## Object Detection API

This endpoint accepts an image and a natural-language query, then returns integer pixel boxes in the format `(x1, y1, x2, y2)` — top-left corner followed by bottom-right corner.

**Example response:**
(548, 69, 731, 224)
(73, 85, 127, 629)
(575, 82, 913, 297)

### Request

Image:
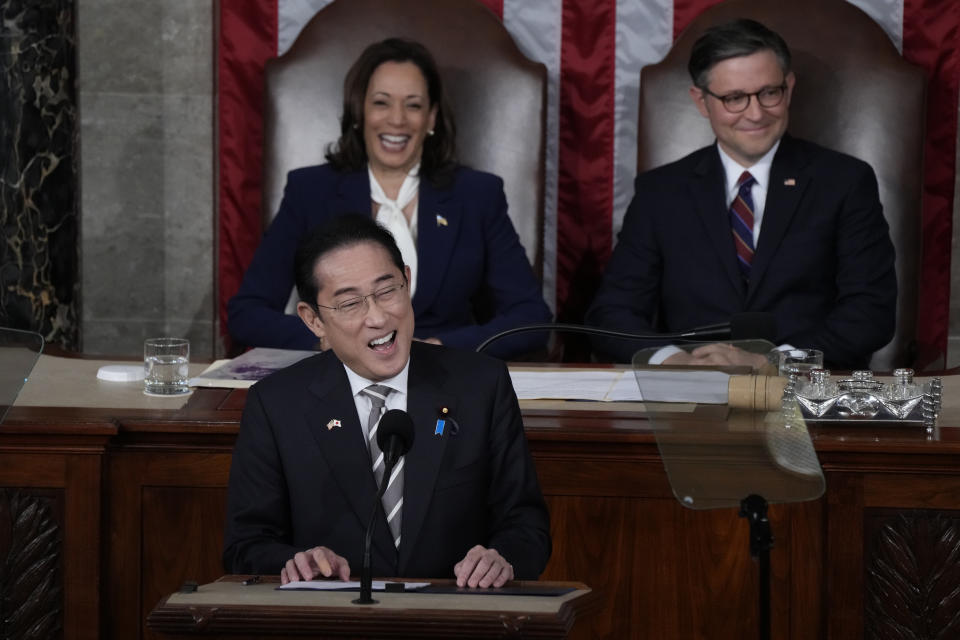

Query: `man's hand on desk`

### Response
(454, 545, 514, 588)
(663, 343, 769, 370)
(281, 546, 351, 584)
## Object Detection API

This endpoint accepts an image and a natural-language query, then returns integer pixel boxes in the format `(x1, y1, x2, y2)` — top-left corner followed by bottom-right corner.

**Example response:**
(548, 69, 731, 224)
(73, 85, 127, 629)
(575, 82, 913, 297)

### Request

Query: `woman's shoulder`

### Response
(284, 164, 366, 200)
(444, 165, 504, 193)
(287, 163, 343, 183)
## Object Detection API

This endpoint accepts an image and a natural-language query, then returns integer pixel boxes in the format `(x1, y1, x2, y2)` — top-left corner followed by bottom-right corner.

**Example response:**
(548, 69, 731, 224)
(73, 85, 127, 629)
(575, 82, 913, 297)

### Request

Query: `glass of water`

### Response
(144, 338, 190, 395)
(778, 348, 824, 379)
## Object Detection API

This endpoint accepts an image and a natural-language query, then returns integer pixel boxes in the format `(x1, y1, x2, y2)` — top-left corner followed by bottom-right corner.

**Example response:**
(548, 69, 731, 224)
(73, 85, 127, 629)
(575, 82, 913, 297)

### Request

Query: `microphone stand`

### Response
(353, 442, 401, 605)
(739, 494, 773, 640)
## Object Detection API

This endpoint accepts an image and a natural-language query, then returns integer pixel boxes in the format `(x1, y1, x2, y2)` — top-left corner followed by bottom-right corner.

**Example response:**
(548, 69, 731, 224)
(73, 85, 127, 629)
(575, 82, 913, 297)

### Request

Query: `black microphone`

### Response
(475, 312, 777, 353)
(377, 409, 415, 467)
(354, 409, 415, 605)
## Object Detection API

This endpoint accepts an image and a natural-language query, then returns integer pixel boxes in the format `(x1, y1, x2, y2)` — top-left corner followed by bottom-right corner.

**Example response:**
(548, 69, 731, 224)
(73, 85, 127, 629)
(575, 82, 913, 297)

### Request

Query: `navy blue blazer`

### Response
(587, 136, 897, 369)
(227, 165, 551, 359)
(222, 341, 551, 579)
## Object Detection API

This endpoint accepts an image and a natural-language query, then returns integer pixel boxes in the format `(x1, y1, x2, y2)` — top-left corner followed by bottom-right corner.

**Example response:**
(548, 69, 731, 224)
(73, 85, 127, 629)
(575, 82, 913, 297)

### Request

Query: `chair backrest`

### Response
(637, 0, 925, 371)
(262, 0, 546, 276)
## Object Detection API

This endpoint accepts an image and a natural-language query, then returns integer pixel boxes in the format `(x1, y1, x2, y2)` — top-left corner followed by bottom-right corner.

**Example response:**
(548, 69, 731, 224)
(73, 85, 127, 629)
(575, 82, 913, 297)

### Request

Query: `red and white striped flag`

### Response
(219, 0, 958, 357)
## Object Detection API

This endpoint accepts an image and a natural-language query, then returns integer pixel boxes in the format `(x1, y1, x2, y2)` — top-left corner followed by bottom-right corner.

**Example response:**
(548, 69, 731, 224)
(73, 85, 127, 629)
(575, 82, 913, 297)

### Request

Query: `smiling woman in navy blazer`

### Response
(228, 38, 550, 359)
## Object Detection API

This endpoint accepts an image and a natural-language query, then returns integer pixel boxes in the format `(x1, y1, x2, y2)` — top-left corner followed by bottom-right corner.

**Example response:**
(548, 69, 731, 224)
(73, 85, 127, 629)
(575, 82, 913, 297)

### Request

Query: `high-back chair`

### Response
(637, 0, 925, 370)
(261, 0, 546, 278)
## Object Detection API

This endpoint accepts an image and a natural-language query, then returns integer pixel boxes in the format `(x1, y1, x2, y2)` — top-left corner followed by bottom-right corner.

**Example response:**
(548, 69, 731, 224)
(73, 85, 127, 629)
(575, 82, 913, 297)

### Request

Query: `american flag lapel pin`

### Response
(326, 418, 342, 431)
(435, 214, 448, 227)
(784, 178, 797, 186)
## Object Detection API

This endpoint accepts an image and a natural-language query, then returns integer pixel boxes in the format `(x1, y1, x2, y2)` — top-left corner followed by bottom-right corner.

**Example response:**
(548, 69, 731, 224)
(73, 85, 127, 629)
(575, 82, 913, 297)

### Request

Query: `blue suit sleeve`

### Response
(227, 173, 320, 350)
(429, 180, 552, 358)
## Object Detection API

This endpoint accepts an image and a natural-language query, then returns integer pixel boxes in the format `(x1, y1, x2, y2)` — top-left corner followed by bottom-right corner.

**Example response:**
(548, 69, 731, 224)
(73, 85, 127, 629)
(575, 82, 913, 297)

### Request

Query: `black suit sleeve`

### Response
(484, 362, 552, 578)
(585, 174, 666, 361)
(788, 163, 896, 368)
(222, 384, 301, 574)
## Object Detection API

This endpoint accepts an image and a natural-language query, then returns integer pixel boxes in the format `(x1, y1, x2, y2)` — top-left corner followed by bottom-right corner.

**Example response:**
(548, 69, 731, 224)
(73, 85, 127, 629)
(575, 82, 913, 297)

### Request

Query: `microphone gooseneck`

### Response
(354, 409, 415, 605)
(475, 313, 777, 354)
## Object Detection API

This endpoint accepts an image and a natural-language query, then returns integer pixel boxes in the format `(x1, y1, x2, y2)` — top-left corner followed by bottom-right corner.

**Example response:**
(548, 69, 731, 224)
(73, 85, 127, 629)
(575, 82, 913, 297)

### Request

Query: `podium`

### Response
(147, 576, 598, 639)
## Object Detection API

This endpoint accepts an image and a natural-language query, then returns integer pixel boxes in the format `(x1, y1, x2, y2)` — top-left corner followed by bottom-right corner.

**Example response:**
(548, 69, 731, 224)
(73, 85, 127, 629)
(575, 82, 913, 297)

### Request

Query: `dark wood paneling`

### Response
(0, 447, 104, 640)
(541, 496, 635, 640)
(0, 488, 64, 640)
(141, 487, 228, 640)
(826, 472, 866, 639)
(864, 509, 960, 640)
(107, 451, 232, 640)
(4, 389, 960, 639)
(787, 497, 824, 640)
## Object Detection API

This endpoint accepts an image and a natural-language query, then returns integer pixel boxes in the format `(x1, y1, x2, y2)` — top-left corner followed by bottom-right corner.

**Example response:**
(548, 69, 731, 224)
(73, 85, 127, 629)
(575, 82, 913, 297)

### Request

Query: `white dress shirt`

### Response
(344, 360, 410, 443)
(648, 140, 785, 365)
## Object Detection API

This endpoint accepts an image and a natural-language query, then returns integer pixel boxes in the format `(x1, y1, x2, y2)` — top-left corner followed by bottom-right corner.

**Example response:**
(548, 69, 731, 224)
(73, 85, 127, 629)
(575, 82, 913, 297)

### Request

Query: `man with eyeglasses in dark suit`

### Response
(223, 214, 550, 589)
(587, 18, 896, 370)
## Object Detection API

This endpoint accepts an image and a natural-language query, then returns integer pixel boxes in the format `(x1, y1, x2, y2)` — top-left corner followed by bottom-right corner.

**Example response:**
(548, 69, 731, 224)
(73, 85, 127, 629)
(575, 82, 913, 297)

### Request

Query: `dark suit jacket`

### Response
(586, 136, 897, 369)
(227, 165, 551, 359)
(222, 342, 551, 580)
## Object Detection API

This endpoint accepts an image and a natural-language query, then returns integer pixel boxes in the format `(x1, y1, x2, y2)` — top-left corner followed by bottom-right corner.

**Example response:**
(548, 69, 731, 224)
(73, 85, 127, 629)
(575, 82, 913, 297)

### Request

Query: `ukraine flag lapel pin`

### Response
(435, 214, 448, 227)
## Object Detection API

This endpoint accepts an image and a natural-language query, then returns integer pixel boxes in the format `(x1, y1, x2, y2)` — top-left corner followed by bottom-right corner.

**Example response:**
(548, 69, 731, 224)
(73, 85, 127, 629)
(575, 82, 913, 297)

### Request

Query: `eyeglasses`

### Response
(316, 282, 407, 318)
(701, 83, 788, 113)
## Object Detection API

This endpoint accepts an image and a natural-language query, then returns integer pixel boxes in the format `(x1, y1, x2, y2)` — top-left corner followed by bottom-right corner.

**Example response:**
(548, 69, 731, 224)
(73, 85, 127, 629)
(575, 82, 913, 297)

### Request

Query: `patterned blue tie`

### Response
(730, 171, 756, 280)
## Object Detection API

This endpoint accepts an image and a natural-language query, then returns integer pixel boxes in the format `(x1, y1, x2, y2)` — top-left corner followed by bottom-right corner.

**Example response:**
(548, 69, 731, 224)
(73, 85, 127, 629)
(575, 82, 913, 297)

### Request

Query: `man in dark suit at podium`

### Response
(223, 214, 550, 588)
(587, 19, 896, 370)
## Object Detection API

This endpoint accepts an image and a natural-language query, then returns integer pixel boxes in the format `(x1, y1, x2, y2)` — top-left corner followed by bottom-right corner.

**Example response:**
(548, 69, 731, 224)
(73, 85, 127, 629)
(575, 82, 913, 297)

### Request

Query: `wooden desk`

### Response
(4, 361, 960, 640)
(147, 576, 598, 639)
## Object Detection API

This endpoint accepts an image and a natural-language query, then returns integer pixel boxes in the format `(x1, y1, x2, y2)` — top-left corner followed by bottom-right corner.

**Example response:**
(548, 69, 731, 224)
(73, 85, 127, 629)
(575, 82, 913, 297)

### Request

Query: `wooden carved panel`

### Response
(0, 488, 64, 639)
(865, 509, 960, 640)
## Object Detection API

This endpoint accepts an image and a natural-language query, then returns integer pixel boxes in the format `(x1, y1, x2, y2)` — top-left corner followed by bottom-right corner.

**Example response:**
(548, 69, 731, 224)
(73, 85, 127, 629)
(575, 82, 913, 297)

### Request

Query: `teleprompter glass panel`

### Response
(631, 341, 824, 510)
(0, 328, 45, 424)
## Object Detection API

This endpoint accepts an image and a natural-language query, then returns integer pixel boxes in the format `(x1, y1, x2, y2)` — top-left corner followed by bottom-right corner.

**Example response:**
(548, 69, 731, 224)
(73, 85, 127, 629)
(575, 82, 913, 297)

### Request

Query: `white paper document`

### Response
(278, 580, 430, 591)
(189, 347, 316, 388)
(631, 369, 729, 404)
(509, 370, 626, 401)
(509, 368, 730, 404)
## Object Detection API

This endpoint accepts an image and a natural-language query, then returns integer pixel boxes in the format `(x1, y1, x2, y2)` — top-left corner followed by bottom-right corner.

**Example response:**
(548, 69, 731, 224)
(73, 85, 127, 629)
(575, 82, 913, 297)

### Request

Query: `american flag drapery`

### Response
(218, 0, 958, 357)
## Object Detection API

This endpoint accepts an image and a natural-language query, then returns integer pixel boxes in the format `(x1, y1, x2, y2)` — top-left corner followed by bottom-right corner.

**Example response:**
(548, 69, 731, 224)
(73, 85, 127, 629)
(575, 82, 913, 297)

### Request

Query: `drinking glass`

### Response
(144, 338, 190, 395)
(778, 348, 824, 378)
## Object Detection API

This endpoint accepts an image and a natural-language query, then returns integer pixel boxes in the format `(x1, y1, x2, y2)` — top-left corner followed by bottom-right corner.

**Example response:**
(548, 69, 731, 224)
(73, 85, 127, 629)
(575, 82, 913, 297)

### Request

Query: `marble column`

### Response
(0, 0, 79, 350)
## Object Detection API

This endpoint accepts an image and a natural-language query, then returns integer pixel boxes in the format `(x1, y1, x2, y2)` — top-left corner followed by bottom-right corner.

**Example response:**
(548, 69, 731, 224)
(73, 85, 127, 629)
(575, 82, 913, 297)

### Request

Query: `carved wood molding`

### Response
(866, 510, 960, 640)
(0, 489, 63, 639)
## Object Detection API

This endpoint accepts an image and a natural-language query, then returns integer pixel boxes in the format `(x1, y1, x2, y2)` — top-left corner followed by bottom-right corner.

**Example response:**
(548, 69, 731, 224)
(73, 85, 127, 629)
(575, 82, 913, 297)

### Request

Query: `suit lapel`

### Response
(691, 148, 746, 298)
(304, 353, 396, 563)
(747, 136, 809, 303)
(412, 180, 458, 315)
(397, 343, 456, 575)
(333, 170, 373, 217)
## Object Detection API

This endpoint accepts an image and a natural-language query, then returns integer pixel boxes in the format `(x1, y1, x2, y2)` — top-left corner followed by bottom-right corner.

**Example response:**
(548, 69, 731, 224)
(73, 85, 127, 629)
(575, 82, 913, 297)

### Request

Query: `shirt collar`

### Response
(717, 139, 781, 195)
(343, 358, 411, 398)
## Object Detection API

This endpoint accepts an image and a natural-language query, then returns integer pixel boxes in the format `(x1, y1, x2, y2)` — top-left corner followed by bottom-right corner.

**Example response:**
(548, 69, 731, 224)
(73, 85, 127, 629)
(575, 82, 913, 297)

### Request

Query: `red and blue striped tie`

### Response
(730, 171, 756, 280)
